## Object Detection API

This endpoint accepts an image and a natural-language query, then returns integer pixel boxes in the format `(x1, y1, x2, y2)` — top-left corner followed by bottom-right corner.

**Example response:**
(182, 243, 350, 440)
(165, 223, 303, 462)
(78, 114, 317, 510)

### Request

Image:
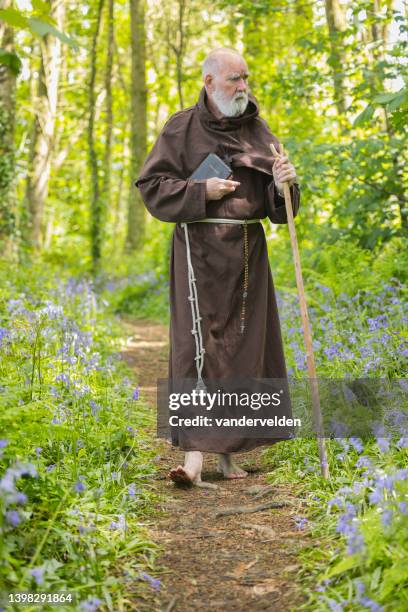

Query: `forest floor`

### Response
(120, 317, 311, 612)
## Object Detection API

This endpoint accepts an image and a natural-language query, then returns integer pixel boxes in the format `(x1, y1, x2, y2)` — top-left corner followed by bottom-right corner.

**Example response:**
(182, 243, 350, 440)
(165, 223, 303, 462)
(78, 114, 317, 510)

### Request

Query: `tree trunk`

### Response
(369, 0, 407, 233)
(88, 0, 105, 271)
(324, 0, 347, 116)
(26, 0, 65, 250)
(126, 0, 147, 250)
(174, 0, 186, 110)
(0, 0, 17, 254)
(102, 0, 114, 209)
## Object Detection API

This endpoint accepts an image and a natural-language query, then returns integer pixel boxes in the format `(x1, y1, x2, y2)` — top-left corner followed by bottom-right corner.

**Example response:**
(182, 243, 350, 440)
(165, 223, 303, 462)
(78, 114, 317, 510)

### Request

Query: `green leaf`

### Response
(0, 48, 22, 76)
(353, 104, 375, 127)
(326, 555, 360, 578)
(28, 17, 79, 49)
(372, 91, 402, 104)
(0, 8, 28, 28)
(370, 567, 382, 591)
(32, 0, 51, 13)
(387, 90, 408, 112)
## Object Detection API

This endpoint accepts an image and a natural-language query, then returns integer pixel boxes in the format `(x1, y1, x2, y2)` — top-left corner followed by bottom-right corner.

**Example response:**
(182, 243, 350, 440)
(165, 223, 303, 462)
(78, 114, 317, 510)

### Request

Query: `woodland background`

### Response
(0, 1, 408, 609)
(0, 0, 407, 284)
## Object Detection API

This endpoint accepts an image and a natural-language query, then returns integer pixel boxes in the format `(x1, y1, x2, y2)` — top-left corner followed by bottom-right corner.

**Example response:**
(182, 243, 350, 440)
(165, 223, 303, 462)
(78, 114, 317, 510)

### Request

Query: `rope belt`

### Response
(180, 218, 262, 391)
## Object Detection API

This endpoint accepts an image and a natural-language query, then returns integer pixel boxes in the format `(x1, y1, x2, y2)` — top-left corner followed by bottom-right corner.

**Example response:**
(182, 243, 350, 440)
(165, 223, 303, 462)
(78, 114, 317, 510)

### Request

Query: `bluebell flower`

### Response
(381, 509, 393, 527)
(376, 438, 390, 453)
(359, 596, 384, 611)
(5, 510, 21, 527)
(128, 483, 136, 498)
(12, 462, 38, 478)
(90, 400, 101, 416)
(349, 437, 363, 453)
(74, 480, 86, 493)
(29, 567, 45, 585)
(347, 531, 365, 555)
(15, 492, 28, 505)
(369, 488, 383, 505)
(394, 468, 408, 481)
(79, 596, 102, 611)
(139, 571, 161, 591)
(293, 516, 308, 530)
(343, 386, 357, 402)
(354, 579, 365, 597)
(328, 496, 344, 510)
(356, 456, 372, 469)
(110, 514, 127, 531)
(323, 598, 345, 612)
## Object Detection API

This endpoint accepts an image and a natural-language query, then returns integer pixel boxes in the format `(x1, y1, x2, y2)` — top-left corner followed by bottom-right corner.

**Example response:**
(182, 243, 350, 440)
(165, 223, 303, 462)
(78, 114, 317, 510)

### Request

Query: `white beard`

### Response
(212, 88, 249, 117)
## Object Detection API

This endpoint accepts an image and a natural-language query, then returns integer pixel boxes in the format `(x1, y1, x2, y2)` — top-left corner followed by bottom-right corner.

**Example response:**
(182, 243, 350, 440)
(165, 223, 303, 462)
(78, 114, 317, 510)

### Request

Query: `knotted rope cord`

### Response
(181, 222, 207, 392)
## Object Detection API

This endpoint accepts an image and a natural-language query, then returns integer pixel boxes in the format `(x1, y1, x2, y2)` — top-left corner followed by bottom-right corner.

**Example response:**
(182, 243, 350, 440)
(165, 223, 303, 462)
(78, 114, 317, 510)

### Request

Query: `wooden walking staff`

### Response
(270, 142, 330, 480)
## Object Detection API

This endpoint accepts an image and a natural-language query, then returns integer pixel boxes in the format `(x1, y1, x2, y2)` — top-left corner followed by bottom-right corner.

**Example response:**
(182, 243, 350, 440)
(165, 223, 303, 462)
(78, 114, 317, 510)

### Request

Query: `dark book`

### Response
(190, 153, 232, 180)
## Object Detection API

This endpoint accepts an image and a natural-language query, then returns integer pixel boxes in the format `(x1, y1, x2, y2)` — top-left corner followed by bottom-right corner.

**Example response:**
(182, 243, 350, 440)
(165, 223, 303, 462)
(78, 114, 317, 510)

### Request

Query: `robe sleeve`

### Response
(135, 113, 208, 223)
(265, 179, 301, 224)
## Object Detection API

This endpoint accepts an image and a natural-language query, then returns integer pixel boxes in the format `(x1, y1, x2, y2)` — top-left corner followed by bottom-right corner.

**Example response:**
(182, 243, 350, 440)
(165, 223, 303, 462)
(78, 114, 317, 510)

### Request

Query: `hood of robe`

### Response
(195, 86, 277, 178)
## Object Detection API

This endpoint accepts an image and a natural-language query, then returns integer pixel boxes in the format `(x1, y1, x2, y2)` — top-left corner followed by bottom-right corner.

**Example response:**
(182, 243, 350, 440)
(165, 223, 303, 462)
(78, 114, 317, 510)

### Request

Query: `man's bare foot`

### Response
(169, 451, 218, 489)
(168, 465, 196, 486)
(217, 453, 248, 479)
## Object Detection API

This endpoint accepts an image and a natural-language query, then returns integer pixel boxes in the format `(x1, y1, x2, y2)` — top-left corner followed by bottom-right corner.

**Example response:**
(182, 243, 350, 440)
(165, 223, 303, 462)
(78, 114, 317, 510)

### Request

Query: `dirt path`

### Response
(120, 317, 309, 611)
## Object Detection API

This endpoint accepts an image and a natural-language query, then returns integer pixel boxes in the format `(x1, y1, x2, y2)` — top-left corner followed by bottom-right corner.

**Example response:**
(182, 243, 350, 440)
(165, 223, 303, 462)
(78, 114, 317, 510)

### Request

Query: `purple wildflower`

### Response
(397, 437, 408, 448)
(347, 531, 365, 555)
(328, 496, 344, 510)
(376, 438, 390, 453)
(29, 567, 45, 585)
(394, 469, 408, 481)
(74, 480, 86, 493)
(79, 597, 102, 611)
(356, 456, 372, 469)
(139, 571, 161, 591)
(293, 516, 308, 530)
(381, 509, 393, 527)
(360, 597, 384, 611)
(369, 487, 383, 505)
(15, 492, 28, 505)
(5, 510, 21, 527)
(128, 483, 136, 498)
(349, 438, 363, 453)
(109, 514, 127, 531)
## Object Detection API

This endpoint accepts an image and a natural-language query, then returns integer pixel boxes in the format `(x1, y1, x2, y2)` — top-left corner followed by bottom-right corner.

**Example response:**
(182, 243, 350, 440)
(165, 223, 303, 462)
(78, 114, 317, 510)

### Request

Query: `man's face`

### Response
(207, 56, 250, 117)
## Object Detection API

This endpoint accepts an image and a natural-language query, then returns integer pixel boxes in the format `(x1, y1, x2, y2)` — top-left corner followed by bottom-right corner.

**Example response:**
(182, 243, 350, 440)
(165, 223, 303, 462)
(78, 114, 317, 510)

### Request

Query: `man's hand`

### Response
(205, 177, 240, 201)
(272, 154, 297, 194)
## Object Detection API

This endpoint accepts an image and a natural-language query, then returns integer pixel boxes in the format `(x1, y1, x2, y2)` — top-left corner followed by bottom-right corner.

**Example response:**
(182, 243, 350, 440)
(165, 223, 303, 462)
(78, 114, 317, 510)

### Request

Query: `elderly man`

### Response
(136, 48, 300, 488)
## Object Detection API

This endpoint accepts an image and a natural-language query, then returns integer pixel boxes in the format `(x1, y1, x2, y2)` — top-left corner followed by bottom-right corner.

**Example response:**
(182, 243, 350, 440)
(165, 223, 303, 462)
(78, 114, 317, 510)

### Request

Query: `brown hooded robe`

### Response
(136, 87, 300, 453)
